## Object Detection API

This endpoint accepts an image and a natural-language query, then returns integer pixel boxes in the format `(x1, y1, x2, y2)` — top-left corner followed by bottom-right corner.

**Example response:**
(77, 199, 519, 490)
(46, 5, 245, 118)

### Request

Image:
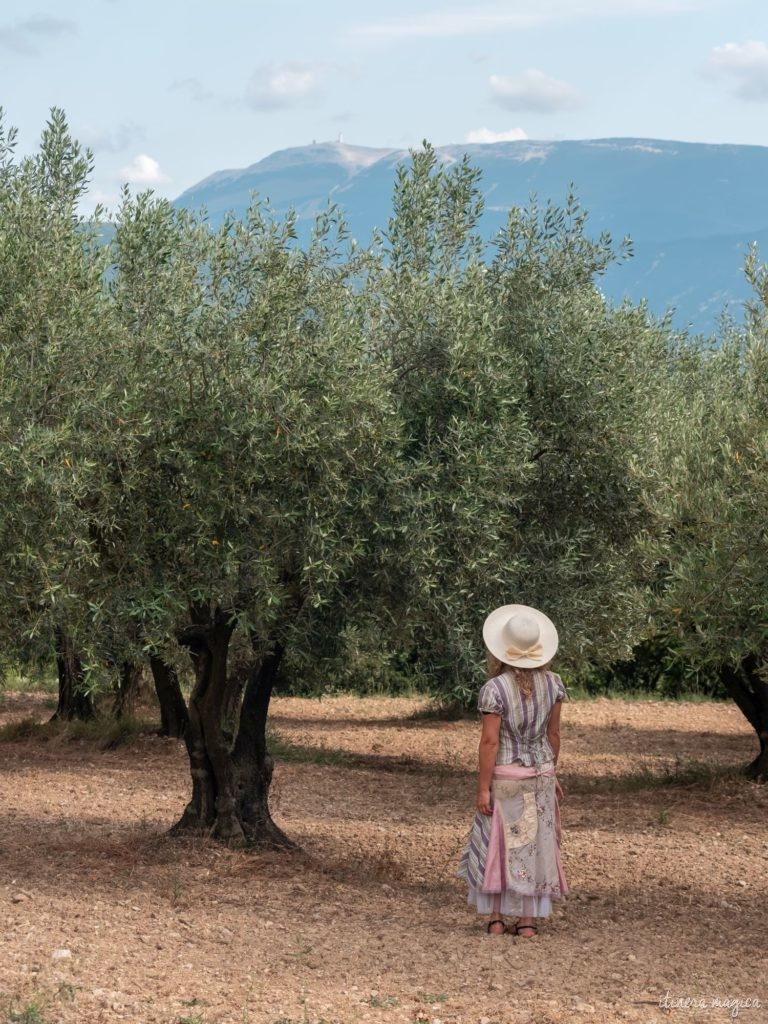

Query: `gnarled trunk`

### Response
(720, 655, 768, 783)
(52, 628, 94, 721)
(113, 661, 142, 719)
(745, 738, 768, 782)
(150, 657, 188, 738)
(232, 640, 290, 847)
(172, 610, 293, 848)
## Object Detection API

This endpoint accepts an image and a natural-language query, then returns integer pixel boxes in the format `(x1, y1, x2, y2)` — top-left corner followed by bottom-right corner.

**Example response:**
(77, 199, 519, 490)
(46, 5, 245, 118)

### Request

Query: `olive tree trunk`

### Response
(721, 655, 768, 783)
(113, 661, 143, 719)
(52, 628, 94, 721)
(172, 610, 293, 848)
(149, 656, 189, 738)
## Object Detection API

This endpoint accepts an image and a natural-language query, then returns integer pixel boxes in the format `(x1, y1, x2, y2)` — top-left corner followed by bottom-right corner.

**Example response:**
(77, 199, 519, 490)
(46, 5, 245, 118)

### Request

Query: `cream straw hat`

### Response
(482, 604, 559, 669)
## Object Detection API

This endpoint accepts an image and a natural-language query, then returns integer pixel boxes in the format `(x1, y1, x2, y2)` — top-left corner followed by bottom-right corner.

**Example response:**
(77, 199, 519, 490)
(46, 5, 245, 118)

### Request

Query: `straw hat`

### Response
(482, 604, 558, 668)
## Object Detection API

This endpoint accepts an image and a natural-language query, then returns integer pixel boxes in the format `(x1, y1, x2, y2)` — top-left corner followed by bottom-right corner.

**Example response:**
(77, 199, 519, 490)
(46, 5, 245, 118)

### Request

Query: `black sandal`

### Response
(487, 918, 508, 934)
(513, 921, 538, 937)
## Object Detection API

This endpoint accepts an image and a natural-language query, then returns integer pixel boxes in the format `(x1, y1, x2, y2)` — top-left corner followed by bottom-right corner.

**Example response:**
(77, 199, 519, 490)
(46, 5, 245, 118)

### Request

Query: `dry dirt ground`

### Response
(0, 691, 766, 1024)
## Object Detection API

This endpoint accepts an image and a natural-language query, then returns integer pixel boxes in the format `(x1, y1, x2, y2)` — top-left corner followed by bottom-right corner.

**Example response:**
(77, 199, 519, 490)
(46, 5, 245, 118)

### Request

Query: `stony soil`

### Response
(0, 691, 766, 1024)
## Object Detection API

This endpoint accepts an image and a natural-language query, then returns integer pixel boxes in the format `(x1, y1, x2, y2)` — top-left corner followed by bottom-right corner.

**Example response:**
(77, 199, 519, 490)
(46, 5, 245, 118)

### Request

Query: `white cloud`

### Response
(0, 15, 76, 54)
(119, 154, 171, 186)
(246, 62, 322, 111)
(490, 70, 584, 113)
(705, 40, 768, 101)
(352, 1, 707, 41)
(78, 121, 144, 153)
(466, 126, 528, 143)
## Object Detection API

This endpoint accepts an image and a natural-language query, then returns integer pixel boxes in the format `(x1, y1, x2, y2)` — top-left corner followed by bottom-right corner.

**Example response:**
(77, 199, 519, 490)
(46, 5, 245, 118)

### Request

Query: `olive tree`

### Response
(0, 109, 111, 717)
(0, 109, 402, 844)
(90, 191, 403, 845)
(659, 250, 768, 780)
(486, 196, 679, 669)
(361, 146, 680, 702)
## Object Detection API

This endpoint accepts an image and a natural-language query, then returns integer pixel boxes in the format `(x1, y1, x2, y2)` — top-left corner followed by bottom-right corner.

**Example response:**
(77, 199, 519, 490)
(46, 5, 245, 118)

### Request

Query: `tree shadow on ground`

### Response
(271, 710, 752, 740)
(0, 725, 759, 812)
(268, 712, 472, 731)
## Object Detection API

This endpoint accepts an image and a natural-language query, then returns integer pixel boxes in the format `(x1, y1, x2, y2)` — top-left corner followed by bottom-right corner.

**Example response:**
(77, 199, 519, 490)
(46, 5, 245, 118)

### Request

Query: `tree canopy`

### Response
(656, 251, 768, 778)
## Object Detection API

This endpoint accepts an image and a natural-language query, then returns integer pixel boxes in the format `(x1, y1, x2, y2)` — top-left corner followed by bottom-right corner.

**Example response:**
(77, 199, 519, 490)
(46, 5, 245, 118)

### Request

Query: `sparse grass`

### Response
(8, 1002, 46, 1024)
(55, 981, 75, 1003)
(1, 669, 58, 694)
(272, 1018, 332, 1024)
(178, 1016, 204, 1024)
(365, 995, 400, 1009)
(272, 1019, 330, 1024)
(0, 717, 46, 742)
(167, 865, 185, 906)
(0, 714, 153, 750)
(657, 806, 671, 826)
(67, 715, 153, 749)
(286, 945, 313, 961)
(416, 991, 447, 1004)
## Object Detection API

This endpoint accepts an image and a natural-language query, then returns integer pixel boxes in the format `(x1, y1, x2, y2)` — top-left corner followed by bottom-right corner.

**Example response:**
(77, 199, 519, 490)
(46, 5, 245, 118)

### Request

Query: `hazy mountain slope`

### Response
(599, 227, 768, 332)
(175, 142, 395, 223)
(175, 138, 768, 334)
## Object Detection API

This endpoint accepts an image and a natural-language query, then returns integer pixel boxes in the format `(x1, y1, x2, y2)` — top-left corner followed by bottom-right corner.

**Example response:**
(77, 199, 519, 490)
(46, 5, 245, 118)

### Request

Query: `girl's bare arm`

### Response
(476, 712, 501, 815)
(547, 701, 564, 801)
(546, 701, 562, 765)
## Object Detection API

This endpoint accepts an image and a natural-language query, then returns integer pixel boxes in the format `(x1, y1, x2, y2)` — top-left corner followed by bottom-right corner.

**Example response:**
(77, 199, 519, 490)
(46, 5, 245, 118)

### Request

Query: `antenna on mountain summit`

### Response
(337, 132, 343, 144)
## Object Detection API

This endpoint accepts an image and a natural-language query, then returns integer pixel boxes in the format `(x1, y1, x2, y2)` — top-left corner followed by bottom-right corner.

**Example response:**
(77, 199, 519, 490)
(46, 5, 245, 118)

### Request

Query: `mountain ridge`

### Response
(174, 137, 768, 334)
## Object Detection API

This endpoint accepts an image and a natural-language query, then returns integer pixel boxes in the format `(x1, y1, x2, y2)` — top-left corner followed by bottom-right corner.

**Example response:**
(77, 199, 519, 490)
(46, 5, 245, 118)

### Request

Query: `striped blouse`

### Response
(478, 669, 569, 767)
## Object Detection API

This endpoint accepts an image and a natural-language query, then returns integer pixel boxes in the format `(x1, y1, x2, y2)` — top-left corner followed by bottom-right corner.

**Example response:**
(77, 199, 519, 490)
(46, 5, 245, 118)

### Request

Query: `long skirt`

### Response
(457, 761, 568, 918)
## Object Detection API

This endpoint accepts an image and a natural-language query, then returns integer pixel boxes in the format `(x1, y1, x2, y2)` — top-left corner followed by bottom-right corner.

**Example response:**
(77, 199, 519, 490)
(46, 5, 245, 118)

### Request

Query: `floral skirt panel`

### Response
(457, 761, 568, 918)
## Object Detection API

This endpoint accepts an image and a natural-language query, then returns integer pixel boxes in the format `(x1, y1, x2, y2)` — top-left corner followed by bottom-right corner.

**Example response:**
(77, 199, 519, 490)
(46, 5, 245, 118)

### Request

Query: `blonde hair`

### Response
(486, 652, 551, 700)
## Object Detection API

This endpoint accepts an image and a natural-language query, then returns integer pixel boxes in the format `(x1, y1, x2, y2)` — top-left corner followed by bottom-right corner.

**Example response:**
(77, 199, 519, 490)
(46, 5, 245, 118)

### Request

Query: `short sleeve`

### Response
(552, 673, 570, 703)
(478, 679, 503, 715)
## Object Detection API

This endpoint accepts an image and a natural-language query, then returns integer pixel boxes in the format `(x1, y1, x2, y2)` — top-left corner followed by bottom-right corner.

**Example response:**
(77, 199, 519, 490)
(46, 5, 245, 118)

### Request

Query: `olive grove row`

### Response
(1, 111, 766, 845)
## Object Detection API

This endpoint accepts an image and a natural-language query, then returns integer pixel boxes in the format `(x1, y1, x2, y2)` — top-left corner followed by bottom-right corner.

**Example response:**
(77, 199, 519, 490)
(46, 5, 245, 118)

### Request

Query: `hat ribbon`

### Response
(506, 642, 544, 661)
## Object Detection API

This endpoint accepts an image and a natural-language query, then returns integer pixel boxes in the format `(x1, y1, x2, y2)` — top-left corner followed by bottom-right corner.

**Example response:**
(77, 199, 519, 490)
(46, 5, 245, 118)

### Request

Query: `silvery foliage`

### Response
(0, 115, 688, 702)
(359, 144, 681, 700)
(660, 247, 768, 671)
(0, 109, 402, 683)
(0, 109, 110, 674)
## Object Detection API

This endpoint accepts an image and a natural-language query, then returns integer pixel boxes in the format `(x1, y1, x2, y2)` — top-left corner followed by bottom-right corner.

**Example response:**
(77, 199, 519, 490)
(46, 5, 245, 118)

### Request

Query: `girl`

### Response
(458, 604, 569, 936)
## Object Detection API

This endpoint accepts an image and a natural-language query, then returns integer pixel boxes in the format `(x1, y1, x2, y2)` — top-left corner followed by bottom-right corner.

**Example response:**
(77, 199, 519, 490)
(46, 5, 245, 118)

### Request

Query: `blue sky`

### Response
(2, 0, 767, 211)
